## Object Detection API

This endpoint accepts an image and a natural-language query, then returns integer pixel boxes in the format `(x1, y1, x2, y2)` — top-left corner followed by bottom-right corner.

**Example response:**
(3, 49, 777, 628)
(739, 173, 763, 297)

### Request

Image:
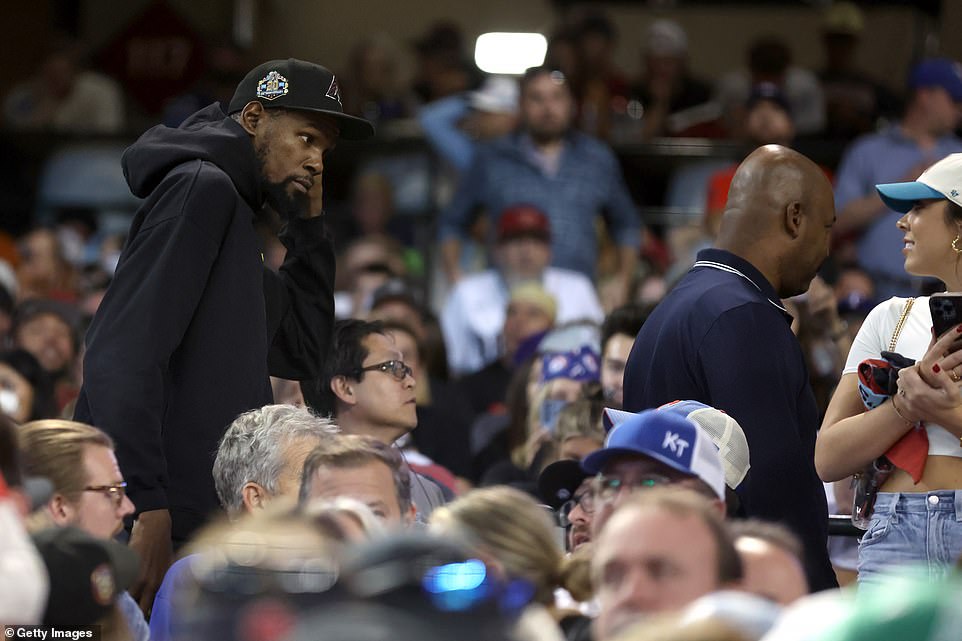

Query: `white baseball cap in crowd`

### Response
(876, 153, 962, 213)
(469, 76, 520, 114)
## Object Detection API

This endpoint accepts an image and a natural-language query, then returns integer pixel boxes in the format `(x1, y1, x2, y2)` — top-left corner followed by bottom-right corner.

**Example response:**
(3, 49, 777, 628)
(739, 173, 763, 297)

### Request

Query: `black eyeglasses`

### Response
(351, 360, 413, 382)
(84, 482, 127, 507)
(559, 490, 596, 527)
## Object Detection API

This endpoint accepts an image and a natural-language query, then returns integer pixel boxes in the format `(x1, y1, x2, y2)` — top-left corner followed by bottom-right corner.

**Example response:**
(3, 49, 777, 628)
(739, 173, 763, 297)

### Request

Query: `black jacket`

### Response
(74, 104, 335, 542)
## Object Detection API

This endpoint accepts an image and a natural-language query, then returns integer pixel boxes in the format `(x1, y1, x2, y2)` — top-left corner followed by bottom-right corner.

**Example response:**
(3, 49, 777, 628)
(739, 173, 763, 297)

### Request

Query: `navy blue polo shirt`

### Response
(623, 248, 837, 592)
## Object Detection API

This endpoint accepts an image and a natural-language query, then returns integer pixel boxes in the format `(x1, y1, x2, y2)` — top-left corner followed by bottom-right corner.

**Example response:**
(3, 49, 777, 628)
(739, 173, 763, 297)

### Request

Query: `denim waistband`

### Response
(875, 490, 962, 517)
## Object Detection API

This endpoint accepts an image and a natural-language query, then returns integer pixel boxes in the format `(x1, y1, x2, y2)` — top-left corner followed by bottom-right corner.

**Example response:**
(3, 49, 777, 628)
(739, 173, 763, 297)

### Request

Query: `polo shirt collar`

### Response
(693, 248, 793, 321)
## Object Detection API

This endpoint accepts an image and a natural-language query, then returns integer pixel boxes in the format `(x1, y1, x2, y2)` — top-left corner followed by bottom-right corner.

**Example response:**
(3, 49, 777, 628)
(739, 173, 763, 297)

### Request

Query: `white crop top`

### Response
(843, 296, 962, 458)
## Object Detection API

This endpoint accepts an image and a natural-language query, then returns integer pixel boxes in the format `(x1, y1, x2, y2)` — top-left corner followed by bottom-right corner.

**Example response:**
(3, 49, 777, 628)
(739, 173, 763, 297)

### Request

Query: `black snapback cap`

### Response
(537, 458, 589, 510)
(33, 526, 140, 626)
(229, 58, 375, 140)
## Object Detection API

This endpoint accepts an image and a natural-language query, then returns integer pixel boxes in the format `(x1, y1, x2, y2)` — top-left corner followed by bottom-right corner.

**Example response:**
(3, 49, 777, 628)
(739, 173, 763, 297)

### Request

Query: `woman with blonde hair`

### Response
(519, 346, 601, 470)
(430, 485, 592, 641)
(817, 154, 962, 582)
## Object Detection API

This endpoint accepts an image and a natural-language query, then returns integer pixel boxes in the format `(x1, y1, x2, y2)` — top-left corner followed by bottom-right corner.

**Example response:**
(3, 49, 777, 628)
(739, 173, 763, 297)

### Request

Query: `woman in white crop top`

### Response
(817, 153, 962, 583)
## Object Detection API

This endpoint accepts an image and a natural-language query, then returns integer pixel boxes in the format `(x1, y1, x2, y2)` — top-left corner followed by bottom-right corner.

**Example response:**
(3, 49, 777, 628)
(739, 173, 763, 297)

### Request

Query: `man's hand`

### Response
(128, 509, 173, 616)
(302, 176, 324, 219)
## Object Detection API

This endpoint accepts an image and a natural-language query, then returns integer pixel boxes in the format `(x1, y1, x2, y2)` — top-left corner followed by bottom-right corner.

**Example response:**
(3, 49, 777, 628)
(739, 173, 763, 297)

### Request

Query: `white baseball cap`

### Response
(469, 76, 519, 114)
(876, 153, 962, 213)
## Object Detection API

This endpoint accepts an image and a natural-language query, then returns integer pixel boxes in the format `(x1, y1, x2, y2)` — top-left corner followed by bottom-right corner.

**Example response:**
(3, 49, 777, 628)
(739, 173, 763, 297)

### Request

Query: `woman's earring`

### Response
(953, 235, 962, 254)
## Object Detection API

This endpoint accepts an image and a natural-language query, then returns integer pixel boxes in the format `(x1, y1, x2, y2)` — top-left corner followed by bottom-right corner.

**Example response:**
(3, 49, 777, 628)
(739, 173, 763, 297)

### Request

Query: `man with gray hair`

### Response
(212, 403, 339, 517)
(149, 404, 337, 639)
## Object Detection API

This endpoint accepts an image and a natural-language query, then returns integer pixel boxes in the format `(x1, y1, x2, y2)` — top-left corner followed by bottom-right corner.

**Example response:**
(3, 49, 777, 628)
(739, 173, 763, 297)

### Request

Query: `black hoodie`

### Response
(74, 104, 335, 542)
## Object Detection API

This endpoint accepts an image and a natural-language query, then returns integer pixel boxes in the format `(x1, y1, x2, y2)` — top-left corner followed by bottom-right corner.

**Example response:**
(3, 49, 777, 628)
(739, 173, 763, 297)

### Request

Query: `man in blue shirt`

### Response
(438, 66, 641, 301)
(623, 144, 838, 592)
(832, 58, 962, 297)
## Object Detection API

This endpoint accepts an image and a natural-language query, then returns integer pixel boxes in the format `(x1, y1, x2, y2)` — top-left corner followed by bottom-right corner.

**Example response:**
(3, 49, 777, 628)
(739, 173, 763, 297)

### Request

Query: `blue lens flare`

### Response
(423, 559, 487, 594)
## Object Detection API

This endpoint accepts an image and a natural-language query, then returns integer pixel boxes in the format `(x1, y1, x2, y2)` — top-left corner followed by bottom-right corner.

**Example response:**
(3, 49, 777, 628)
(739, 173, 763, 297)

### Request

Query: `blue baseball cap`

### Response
(540, 346, 600, 384)
(909, 58, 962, 102)
(876, 153, 962, 213)
(582, 409, 726, 500)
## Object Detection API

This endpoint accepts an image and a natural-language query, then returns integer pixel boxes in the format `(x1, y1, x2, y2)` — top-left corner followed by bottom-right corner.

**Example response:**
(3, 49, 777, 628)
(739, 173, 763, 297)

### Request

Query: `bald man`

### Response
(623, 145, 838, 591)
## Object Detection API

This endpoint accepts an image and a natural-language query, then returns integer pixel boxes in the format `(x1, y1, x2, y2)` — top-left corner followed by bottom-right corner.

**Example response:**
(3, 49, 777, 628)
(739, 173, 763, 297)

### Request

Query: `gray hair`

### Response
(213, 404, 339, 515)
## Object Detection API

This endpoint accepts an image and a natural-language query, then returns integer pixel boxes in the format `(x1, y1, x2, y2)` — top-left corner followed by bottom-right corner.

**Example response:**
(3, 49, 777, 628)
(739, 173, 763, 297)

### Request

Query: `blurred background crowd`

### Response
(2, 0, 962, 639)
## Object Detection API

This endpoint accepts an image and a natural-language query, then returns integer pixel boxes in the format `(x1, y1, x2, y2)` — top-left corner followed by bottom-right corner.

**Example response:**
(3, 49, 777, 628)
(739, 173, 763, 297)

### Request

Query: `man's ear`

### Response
(47, 493, 75, 527)
(404, 502, 417, 526)
(331, 375, 356, 406)
(238, 101, 266, 136)
(784, 201, 803, 239)
(241, 482, 269, 513)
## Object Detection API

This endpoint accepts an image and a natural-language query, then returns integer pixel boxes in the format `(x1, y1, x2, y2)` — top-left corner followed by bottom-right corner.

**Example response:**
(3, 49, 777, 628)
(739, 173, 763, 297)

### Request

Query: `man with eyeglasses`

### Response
(538, 458, 594, 551)
(18, 419, 148, 639)
(302, 319, 446, 519)
(581, 409, 727, 536)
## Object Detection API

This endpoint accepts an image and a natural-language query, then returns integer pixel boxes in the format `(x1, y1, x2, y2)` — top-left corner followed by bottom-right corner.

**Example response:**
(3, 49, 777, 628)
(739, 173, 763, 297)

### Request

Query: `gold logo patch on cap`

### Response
(90, 563, 116, 605)
(257, 70, 289, 101)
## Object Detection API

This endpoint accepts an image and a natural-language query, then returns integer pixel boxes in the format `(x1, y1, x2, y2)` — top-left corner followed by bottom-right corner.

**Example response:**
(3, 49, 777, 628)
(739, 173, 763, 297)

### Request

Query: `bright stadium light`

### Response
(474, 32, 547, 75)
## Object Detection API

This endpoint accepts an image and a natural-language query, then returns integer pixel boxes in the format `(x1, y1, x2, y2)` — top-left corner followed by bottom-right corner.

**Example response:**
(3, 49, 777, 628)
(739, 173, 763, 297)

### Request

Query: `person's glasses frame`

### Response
(559, 490, 596, 528)
(592, 472, 672, 502)
(83, 482, 127, 507)
(351, 360, 413, 382)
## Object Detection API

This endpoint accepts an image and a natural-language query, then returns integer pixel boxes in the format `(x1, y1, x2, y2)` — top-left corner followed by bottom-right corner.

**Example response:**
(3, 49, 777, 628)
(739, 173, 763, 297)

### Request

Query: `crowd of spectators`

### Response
(3, 2, 962, 640)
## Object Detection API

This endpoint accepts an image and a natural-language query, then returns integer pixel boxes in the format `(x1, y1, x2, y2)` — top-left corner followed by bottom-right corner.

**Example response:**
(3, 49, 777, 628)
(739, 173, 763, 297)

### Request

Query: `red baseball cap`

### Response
(497, 205, 551, 242)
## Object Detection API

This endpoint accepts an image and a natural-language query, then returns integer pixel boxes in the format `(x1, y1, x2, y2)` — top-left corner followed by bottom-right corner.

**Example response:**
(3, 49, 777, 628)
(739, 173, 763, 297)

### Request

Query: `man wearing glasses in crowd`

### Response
(302, 319, 446, 520)
(540, 406, 728, 553)
(581, 410, 734, 640)
(18, 419, 147, 640)
(586, 408, 727, 531)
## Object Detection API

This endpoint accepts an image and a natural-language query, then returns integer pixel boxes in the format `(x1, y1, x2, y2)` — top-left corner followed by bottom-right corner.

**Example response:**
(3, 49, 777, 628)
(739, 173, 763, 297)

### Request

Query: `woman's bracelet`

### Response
(890, 393, 916, 425)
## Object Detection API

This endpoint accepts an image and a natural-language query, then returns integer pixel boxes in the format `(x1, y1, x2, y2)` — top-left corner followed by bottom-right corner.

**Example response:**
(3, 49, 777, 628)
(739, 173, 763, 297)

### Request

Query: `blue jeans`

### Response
(857, 491, 962, 584)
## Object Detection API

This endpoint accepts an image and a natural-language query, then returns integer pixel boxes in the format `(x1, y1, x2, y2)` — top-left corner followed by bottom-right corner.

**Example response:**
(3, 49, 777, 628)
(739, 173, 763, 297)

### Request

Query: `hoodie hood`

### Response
(122, 103, 262, 207)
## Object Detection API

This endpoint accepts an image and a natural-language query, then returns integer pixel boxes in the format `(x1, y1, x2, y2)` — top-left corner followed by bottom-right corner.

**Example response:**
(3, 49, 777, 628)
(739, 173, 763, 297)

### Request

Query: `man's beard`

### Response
(261, 178, 307, 220)
(527, 120, 568, 145)
(255, 140, 309, 220)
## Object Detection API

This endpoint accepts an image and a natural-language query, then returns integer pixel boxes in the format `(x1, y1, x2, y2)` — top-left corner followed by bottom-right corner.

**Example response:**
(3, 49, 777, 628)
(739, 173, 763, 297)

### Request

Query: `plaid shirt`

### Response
(438, 130, 641, 278)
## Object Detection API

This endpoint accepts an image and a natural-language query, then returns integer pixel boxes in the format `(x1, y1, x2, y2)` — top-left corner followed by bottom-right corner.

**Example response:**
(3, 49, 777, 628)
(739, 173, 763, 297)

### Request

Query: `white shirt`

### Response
(843, 296, 962, 458)
(441, 268, 604, 375)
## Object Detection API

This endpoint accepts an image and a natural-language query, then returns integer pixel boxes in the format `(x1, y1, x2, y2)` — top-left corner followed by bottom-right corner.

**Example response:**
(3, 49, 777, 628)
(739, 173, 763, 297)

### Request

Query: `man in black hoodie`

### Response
(74, 59, 374, 613)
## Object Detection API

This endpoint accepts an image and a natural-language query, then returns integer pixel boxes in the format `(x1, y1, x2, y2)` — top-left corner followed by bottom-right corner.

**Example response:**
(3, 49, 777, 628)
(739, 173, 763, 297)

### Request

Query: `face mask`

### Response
(539, 398, 568, 433)
(0, 389, 19, 418)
